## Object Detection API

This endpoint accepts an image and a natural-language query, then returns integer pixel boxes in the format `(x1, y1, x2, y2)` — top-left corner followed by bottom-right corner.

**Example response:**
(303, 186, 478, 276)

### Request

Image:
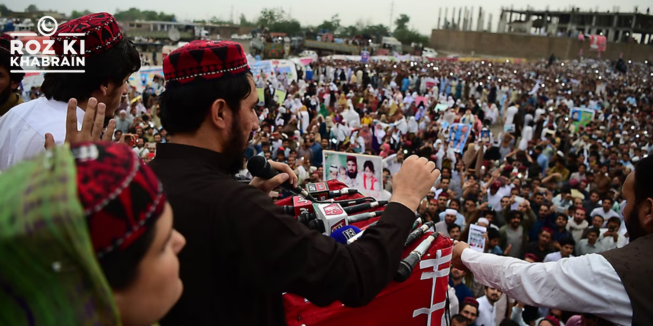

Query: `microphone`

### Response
(346, 211, 383, 223)
(326, 188, 359, 198)
(247, 156, 316, 201)
(342, 200, 388, 214)
(346, 221, 379, 244)
(405, 221, 434, 247)
(281, 196, 315, 217)
(296, 198, 375, 223)
(412, 217, 423, 230)
(330, 225, 361, 244)
(306, 182, 330, 201)
(395, 233, 439, 283)
(307, 204, 383, 235)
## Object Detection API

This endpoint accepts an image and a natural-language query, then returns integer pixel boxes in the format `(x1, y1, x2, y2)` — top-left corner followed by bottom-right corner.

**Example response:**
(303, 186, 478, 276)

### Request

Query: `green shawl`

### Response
(0, 145, 120, 325)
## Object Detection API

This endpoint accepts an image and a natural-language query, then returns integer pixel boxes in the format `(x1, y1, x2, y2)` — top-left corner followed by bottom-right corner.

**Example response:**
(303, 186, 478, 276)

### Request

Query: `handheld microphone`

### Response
(405, 221, 434, 247)
(395, 233, 439, 283)
(342, 200, 388, 214)
(247, 156, 316, 201)
(330, 225, 361, 244)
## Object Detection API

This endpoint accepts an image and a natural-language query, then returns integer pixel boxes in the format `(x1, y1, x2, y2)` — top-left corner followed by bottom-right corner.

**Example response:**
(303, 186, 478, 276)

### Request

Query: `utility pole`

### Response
(389, 1, 394, 29)
(230, 5, 234, 24)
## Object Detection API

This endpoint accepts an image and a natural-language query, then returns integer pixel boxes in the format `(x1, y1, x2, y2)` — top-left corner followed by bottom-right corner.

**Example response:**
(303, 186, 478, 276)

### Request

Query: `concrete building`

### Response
(497, 7, 653, 44)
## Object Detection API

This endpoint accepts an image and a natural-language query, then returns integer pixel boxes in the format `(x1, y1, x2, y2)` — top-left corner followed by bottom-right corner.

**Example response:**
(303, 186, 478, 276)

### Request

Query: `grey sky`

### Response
(5, 0, 652, 35)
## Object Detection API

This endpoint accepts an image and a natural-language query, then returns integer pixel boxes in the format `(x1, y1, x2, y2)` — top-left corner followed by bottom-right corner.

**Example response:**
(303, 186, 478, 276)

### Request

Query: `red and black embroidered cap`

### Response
(51, 12, 123, 58)
(0, 33, 13, 53)
(72, 142, 166, 259)
(163, 40, 250, 89)
(0, 33, 22, 71)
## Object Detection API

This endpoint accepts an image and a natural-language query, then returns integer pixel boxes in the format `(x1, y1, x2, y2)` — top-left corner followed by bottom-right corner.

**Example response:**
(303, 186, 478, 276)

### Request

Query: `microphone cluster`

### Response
(249, 156, 440, 283)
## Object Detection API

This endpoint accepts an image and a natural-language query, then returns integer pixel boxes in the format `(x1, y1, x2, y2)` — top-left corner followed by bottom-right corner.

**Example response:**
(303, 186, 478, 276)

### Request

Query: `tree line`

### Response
(2, 5, 427, 46)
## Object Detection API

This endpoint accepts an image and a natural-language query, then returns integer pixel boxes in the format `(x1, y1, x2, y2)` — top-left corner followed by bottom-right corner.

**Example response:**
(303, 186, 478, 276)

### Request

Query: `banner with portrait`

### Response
(448, 124, 472, 153)
(323, 151, 383, 199)
(570, 108, 595, 127)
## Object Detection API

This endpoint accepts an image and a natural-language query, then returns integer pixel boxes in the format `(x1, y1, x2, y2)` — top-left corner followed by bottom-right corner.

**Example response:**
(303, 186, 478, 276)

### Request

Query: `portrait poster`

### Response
(448, 124, 472, 153)
(570, 108, 594, 127)
(323, 151, 383, 199)
(275, 89, 287, 106)
(435, 103, 449, 112)
(480, 128, 492, 144)
(256, 87, 265, 105)
(467, 224, 487, 253)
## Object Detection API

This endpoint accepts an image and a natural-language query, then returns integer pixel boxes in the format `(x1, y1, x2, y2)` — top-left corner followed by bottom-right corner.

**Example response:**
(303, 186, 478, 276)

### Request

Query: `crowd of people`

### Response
(0, 10, 651, 326)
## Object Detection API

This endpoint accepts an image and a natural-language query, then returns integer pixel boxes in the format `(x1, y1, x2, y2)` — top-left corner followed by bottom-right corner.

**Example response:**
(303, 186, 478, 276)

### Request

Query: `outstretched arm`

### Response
(458, 248, 631, 326)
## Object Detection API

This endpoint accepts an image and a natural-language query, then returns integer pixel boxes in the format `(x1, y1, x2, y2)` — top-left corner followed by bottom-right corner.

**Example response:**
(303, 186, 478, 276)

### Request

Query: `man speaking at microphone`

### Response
(149, 40, 441, 326)
(452, 156, 653, 325)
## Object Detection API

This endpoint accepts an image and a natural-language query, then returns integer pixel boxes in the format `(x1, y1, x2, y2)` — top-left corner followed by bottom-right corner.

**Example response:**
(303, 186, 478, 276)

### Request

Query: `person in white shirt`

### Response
(0, 12, 139, 171)
(451, 157, 653, 326)
(382, 151, 404, 176)
(600, 217, 628, 250)
(590, 197, 620, 221)
(503, 104, 519, 126)
(476, 286, 502, 326)
(543, 237, 575, 262)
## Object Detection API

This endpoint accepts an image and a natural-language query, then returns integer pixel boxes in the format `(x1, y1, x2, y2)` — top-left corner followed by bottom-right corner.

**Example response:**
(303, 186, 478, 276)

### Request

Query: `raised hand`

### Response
(44, 98, 115, 149)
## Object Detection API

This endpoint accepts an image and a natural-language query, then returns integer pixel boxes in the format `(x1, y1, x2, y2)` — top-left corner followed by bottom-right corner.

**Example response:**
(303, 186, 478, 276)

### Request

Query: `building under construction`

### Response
(497, 6, 653, 44)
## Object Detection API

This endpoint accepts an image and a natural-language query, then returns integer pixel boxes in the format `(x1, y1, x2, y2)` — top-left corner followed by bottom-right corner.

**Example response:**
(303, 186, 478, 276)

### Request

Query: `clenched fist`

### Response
(390, 155, 440, 211)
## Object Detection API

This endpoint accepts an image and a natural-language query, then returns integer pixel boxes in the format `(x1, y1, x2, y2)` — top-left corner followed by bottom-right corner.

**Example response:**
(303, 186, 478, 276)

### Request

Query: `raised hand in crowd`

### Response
(390, 155, 440, 211)
(44, 98, 116, 149)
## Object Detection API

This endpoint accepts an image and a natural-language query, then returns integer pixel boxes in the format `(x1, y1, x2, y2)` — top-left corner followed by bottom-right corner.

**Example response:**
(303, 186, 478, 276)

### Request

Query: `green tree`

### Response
(239, 13, 255, 27)
(257, 7, 285, 28)
(316, 14, 340, 33)
(25, 4, 38, 12)
(0, 4, 11, 17)
(71, 10, 91, 19)
(114, 8, 175, 21)
(391, 13, 427, 46)
(394, 14, 410, 31)
(256, 8, 302, 35)
(340, 25, 359, 38)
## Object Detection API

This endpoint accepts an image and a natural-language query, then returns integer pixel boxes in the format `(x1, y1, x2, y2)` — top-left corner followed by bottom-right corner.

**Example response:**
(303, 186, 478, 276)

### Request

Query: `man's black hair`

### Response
(451, 314, 470, 324)
(447, 223, 461, 233)
(586, 227, 600, 237)
(559, 236, 576, 247)
(0, 51, 25, 85)
(487, 227, 500, 240)
(159, 72, 252, 135)
(41, 39, 140, 102)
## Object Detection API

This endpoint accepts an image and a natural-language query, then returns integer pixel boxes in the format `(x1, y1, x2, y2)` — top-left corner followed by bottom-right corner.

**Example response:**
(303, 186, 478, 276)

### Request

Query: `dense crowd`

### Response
(1, 12, 651, 323)
(100, 55, 651, 326)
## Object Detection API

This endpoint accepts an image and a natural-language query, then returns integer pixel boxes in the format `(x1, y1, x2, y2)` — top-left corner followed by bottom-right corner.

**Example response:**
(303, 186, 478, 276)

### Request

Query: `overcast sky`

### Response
(5, 0, 652, 35)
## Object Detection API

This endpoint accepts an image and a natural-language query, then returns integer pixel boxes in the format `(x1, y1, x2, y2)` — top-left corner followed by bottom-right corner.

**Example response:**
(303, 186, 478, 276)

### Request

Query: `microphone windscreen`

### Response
(247, 156, 275, 179)
(330, 225, 361, 245)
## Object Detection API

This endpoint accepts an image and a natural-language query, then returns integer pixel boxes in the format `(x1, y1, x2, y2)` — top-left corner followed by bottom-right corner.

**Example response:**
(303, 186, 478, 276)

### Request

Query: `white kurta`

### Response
(462, 249, 632, 325)
(0, 97, 85, 171)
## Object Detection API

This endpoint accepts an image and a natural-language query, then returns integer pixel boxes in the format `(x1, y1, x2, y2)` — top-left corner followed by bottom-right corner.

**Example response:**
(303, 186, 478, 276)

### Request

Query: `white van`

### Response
(422, 47, 438, 58)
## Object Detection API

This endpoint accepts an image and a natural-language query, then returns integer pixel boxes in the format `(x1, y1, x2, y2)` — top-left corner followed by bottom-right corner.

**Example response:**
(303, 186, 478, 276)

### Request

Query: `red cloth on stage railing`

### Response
(276, 180, 453, 326)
